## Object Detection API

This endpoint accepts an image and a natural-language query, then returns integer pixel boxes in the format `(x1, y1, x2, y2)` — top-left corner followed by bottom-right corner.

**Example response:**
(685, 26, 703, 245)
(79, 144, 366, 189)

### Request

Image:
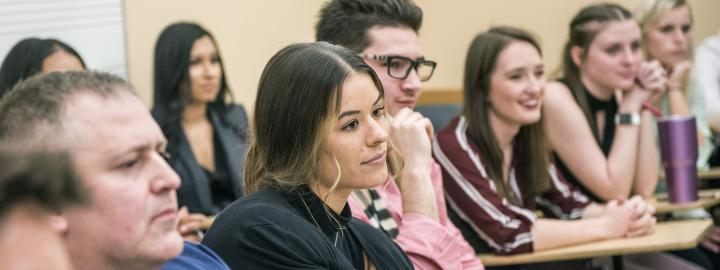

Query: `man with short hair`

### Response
(0, 150, 87, 270)
(316, 1, 483, 269)
(0, 71, 228, 270)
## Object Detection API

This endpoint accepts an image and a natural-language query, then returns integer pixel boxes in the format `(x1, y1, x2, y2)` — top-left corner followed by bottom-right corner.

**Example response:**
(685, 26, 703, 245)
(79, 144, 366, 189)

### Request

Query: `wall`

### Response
(1, 0, 127, 77)
(124, 0, 720, 109)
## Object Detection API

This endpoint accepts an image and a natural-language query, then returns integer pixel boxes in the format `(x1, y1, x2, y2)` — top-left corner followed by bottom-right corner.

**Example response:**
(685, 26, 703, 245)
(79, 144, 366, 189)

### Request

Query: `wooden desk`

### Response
(659, 168, 720, 181)
(699, 168, 720, 180)
(653, 189, 720, 214)
(476, 219, 712, 266)
(417, 89, 462, 105)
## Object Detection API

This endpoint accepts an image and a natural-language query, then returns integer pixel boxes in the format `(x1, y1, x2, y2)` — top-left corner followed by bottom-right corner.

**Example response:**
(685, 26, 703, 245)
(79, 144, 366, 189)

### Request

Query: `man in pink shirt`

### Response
(315, 1, 483, 269)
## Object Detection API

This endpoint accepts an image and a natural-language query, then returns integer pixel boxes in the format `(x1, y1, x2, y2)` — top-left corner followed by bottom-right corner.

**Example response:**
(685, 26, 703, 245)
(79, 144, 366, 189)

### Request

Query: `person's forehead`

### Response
(65, 92, 143, 122)
(595, 21, 641, 43)
(658, 6, 691, 24)
(42, 51, 84, 73)
(495, 41, 542, 71)
(364, 26, 423, 58)
(191, 36, 217, 56)
(340, 73, 379, 105)
(63, 92, 162, 149)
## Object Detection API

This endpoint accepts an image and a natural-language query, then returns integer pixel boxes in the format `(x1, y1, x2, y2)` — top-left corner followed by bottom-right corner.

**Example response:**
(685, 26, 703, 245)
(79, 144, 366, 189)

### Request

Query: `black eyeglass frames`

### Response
(359, 54, 437, 82)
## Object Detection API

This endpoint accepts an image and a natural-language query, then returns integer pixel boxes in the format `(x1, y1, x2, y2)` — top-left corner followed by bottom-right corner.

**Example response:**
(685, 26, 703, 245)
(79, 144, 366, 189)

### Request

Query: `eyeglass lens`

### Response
(387, 57, 434, 81)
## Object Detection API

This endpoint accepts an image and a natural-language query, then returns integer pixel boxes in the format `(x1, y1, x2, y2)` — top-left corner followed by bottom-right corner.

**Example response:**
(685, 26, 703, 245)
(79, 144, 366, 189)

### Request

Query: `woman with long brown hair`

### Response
(434, 27, 654, 265)
(202, 42, 413, 269)
(543, 3, 663, 202)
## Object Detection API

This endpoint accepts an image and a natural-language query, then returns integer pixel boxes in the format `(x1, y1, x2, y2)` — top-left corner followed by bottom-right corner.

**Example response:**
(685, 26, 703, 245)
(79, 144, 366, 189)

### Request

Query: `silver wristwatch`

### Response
(614, 112, 640, 126)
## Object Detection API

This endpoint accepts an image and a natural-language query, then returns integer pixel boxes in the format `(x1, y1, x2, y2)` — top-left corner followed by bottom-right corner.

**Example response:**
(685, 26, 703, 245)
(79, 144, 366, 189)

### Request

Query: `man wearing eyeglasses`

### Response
(316, 1, 483, 269)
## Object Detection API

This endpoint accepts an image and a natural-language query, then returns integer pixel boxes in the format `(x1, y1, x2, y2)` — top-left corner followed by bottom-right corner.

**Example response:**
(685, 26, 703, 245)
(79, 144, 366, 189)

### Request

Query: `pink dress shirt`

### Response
(349, 159, 484, 270)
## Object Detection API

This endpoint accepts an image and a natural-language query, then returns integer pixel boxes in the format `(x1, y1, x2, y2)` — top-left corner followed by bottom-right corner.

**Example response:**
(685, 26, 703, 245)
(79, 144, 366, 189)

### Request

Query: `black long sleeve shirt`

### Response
(203, 185, 414, 270)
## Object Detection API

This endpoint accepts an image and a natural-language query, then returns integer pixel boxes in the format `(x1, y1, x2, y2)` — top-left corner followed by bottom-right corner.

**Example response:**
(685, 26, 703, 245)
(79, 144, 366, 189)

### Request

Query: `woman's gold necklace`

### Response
(299, 194, 345, 246)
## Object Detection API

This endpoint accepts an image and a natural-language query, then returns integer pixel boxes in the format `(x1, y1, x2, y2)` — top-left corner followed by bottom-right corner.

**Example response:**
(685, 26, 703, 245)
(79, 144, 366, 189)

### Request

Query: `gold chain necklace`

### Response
(299, 194, 345, 246)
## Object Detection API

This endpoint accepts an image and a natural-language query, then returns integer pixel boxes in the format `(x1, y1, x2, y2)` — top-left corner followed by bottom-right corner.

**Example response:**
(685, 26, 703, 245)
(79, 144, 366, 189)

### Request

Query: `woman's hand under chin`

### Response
(667, 60, 692, 92)
(622, 60, 668, 110)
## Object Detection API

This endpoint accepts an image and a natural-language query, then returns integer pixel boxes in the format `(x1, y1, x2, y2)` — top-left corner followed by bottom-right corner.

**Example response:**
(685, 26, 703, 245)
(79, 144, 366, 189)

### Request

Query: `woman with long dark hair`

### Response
(152, 22, 247, 241)
(0, 38, 85, 97)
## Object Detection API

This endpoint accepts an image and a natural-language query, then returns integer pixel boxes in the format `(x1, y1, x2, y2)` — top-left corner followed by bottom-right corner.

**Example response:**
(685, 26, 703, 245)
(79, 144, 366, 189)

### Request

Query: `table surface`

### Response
(653, 188, 720, 214)
(699, 168, 720, 180)
(476, 219, 712, 266)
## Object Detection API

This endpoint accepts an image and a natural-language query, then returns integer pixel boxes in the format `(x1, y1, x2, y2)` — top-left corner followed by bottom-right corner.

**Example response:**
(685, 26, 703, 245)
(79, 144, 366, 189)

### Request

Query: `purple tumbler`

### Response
(657, 115, 698, 203)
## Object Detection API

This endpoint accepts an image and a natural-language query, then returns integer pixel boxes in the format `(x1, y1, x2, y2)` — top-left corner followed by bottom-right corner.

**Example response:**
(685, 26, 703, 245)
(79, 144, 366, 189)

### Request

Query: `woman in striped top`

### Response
(433, 27, 655, 260)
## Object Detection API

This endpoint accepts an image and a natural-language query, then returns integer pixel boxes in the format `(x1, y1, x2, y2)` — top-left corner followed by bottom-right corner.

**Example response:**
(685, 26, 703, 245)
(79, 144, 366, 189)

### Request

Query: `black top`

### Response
(201, 131, 235, 210)
(156, 105, 248, 215)
(554, 79, 618, 202)
(202, 185, 414, 270)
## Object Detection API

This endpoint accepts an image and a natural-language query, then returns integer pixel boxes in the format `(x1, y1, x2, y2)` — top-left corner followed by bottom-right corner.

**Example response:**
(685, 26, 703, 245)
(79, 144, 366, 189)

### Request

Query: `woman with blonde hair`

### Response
(637, 0, 715, 169)
(637, 1, 720, 267)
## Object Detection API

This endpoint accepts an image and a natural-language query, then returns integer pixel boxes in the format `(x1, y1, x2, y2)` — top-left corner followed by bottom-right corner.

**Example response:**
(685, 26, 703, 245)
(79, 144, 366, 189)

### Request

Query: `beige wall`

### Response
(124, 0, 720, 109)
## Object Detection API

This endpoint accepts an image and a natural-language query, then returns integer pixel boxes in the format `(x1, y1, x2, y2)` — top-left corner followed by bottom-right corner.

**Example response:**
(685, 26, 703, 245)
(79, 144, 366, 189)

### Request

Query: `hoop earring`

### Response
(329, 153, 341, 192)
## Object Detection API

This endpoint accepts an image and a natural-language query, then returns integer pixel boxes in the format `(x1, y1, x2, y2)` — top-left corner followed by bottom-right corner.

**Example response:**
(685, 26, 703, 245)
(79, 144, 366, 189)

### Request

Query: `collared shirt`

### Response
(348, 160, 484, 269)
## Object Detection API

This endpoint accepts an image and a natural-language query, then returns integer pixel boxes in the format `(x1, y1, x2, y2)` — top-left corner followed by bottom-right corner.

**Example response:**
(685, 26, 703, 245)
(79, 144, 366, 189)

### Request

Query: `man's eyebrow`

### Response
(110, 141, 155, 160)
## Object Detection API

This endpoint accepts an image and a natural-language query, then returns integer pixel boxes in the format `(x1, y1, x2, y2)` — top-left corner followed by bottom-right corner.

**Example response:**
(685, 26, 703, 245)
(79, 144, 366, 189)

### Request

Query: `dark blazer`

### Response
(161, 105, 248, 215)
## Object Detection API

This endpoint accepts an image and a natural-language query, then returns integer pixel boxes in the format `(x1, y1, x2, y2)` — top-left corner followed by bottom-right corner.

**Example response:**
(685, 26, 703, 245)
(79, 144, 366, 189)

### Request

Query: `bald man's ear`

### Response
(49, 215, 68, 236)
(571, 46, 584, 68)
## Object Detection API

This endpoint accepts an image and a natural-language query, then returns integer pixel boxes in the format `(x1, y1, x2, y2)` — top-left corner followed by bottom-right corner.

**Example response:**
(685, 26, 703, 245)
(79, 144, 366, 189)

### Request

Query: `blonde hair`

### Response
(636, 0, 693, 64)
(637, 0, 689, 31)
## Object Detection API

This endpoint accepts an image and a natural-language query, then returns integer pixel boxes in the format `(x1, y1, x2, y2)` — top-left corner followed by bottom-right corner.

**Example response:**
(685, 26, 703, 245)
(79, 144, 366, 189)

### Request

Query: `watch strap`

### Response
(615, 112, 640, 126)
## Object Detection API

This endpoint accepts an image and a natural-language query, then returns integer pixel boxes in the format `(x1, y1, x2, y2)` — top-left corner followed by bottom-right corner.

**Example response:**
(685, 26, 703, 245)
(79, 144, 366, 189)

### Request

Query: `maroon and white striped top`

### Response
(433, 116, 590, 255)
